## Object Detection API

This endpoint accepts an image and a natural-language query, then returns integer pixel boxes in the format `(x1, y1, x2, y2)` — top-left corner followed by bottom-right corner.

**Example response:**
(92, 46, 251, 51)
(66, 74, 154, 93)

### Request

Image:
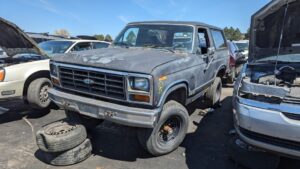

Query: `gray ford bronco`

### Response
(49, 21, 229, 156)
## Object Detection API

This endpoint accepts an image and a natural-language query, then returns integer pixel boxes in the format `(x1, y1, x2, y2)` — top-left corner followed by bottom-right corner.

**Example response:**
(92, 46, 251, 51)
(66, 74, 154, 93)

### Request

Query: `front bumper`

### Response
(234, 97, 300, 158)
(48, 88, 160, 128)
(0, 80, 23, 100)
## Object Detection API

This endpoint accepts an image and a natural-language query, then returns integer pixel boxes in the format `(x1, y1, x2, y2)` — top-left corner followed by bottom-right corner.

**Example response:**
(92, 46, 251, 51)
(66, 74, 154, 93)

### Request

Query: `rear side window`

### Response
(93, 42, 109, 49)
(72, 42, 92, 51)
(211, 30, 226, 49)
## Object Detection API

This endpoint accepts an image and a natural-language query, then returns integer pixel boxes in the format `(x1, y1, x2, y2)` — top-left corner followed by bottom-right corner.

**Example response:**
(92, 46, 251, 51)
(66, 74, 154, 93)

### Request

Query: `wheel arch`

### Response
(23, 70, 51, 98)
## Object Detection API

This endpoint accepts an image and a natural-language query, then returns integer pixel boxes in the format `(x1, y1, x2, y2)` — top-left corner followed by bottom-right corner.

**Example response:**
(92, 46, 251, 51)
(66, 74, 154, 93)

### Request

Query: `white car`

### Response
(38, 39, 111, 56)
(233, 40, 249, 58)
(0, 17, 51, 110)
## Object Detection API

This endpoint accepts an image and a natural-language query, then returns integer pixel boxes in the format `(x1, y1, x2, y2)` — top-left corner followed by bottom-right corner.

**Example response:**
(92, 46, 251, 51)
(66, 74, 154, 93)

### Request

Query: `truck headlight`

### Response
(50, 62, 58, 77)
(0, 69, 5, 81)
(129, 77, 150, 92)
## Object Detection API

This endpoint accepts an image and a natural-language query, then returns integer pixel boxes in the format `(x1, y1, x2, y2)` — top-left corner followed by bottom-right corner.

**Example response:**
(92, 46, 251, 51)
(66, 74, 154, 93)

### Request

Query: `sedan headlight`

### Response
(50, 62, 58, 77)
(129, 77, 150, 92)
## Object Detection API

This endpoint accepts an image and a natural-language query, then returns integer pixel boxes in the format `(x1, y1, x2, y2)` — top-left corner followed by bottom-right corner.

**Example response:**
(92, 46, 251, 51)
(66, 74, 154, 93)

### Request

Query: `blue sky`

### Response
(0, 0, 270, 38)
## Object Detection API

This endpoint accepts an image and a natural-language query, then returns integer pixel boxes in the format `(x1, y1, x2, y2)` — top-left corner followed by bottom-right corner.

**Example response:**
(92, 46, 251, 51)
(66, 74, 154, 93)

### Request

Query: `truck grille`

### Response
(58, 66, 126, 100)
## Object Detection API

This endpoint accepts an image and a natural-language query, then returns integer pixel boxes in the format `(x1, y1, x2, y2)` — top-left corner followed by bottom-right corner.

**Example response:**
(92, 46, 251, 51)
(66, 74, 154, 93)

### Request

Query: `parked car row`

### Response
(2, 0, 299, 167)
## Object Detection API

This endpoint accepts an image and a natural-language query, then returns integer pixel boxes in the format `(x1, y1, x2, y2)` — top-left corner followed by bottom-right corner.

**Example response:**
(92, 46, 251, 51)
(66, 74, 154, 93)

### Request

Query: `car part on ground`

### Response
(137, 101, 189, 156)
(65, 110, 103, 130)
(40, 138, 92, 166)
(228, 136, 280, 169)
(49, 21, 229, 155)
(36, 121, 87, 153)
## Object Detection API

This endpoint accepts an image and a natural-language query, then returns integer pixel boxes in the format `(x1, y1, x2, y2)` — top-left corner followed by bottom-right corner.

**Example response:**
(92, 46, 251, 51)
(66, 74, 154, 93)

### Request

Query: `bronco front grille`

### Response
(58, 66, 126, 100)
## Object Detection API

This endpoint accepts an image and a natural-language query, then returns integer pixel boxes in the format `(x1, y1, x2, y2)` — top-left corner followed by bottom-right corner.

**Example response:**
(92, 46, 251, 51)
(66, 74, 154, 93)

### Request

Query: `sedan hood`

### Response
(0, 17, 45, 62)
(249, 0, 300, 62)
(51, 47, 186, 74)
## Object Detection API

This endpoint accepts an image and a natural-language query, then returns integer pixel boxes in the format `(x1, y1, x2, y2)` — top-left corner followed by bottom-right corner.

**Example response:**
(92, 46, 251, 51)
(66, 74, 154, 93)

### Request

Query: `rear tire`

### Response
(206, 77, 222, 107)
(65, 111, 103, 130)
(137, 101, 189, 156)
(27, 78, 52, 110)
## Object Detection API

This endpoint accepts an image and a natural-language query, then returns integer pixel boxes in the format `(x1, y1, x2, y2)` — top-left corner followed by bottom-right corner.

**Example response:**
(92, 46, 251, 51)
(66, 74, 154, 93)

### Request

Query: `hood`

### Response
(249, 0, 300, 62)
(0, 17, 46, 64)
(51, 47, 186, 74)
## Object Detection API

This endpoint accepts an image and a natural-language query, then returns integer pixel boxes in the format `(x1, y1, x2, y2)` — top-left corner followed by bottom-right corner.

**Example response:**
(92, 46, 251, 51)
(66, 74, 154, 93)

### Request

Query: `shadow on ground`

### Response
(0, 100, 51, 124)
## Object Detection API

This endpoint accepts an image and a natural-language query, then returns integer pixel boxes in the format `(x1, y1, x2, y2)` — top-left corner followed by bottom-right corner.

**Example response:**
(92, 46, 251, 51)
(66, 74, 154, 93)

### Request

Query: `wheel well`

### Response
(23, 71, 50, 97)
(165, 87, 187, 106)
(216, 67, 226, 78)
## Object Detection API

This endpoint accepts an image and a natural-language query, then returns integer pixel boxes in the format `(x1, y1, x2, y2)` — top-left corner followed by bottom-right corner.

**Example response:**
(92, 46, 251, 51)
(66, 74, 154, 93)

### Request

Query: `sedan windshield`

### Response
(235, 42, 249, 51)
(114, 25, 194, 53)
(38, 41, 74, 55)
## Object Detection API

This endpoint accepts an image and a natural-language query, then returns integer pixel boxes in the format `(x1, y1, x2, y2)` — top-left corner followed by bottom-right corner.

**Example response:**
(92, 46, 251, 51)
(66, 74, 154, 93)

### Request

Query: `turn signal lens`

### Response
(130, 94, 150, 102)
(51, 77, 60, 86)
(0, 69, 5, 81)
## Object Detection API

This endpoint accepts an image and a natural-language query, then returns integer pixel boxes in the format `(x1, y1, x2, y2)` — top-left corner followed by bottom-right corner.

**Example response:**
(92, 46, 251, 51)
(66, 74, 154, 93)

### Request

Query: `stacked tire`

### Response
(36, 121, 92, 166)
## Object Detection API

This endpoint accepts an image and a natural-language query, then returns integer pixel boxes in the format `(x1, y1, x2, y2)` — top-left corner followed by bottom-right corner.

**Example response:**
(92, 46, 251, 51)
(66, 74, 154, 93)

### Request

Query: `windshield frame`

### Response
(113, 23, 196, 53)
(38, 40, 75, 55)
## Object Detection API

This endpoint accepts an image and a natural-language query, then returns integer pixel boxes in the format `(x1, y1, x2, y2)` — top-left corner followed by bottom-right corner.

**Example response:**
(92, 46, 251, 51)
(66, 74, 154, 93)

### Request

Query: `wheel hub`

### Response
(158, 116, 181, 143)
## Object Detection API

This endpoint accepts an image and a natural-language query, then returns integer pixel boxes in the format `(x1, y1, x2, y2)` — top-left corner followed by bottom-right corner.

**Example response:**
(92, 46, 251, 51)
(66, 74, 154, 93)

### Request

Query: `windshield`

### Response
(38, 41, 74, 55)
(114, 24, 194, 53)
(235, 42, 248, 51)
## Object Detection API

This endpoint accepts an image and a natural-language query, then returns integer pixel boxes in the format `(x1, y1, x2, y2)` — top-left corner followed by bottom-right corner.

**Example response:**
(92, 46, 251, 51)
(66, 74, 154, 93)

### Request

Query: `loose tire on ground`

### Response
(228, 136, 280, 169)
(27, 78, 52, 110)
(65, 111, 103, 130)
(36, 121, 87, 153)
(137, 100, 189, 156)
(206, 77, 222, 107)
(41, 139, 92, 166)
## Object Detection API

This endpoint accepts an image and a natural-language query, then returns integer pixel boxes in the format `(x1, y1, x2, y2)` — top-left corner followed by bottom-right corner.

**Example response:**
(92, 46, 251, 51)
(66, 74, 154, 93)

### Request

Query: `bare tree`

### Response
(54, 29, 70, 38)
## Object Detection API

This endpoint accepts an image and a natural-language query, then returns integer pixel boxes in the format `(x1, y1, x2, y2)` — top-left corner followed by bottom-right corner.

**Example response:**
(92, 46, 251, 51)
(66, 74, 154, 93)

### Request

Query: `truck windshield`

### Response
(38, 41, 74, 55)
(114, 24, 194, 53)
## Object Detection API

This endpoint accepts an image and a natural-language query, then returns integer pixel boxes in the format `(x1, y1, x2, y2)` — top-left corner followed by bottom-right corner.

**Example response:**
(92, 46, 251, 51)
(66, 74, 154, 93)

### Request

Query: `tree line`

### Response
(223, 27, 250, 41)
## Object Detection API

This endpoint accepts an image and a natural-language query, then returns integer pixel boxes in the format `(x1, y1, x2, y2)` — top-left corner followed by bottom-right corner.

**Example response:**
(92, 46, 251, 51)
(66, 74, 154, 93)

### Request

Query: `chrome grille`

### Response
(58, 66, 126, 100)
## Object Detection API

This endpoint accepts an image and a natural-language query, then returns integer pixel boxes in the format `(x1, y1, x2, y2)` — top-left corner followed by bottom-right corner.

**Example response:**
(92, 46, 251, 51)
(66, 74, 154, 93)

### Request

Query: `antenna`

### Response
(274, 2, 289, 85)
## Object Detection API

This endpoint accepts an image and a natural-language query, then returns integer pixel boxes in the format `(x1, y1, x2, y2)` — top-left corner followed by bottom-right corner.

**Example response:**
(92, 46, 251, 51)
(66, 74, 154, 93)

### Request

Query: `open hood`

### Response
(0, 17, 46, 62)
(249, 0, 300, 62)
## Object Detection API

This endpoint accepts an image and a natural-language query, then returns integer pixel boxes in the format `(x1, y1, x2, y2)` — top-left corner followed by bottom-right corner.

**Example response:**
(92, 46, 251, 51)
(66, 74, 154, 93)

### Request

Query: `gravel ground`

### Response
(0, 87, 300, 169)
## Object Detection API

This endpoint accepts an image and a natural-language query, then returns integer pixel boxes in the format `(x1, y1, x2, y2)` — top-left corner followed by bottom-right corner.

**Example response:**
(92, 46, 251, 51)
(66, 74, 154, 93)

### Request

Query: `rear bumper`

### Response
(48, 88, 160, 128)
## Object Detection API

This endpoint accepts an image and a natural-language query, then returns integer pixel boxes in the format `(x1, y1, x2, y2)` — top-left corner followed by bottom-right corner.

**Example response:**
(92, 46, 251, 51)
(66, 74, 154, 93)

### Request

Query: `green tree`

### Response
(224, 27, 243, 41)
(104, 34, 113, 42)
(244, 28, 250, 40)
(94, 34, 105, 41)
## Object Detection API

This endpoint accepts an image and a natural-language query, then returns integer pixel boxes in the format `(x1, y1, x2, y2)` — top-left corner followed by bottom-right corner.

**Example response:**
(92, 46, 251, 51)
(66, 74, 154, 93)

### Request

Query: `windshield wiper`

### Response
(142, 44, 175, 53)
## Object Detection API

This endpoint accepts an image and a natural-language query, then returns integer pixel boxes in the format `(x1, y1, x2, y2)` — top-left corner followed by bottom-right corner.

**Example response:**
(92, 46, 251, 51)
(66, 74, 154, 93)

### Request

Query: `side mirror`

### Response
(207, 47, 215, 55)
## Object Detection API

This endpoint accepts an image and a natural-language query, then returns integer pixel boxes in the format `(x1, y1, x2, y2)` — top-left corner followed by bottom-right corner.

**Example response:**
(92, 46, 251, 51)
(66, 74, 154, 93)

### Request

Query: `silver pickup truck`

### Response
(49, 21, 229, 156)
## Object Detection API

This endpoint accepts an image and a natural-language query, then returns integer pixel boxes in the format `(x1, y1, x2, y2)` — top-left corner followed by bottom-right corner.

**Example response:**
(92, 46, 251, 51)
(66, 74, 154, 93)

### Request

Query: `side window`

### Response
(119, 28, 139, 46)
(72, 42, 92, 51)
(211, 30, 226, 49)
(198, 28, 210, 54)
(93, 42, 109, 49)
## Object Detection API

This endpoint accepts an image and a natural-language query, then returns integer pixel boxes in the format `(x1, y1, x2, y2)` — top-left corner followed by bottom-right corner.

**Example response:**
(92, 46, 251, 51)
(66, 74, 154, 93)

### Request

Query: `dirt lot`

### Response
(0, 87, 300, 169)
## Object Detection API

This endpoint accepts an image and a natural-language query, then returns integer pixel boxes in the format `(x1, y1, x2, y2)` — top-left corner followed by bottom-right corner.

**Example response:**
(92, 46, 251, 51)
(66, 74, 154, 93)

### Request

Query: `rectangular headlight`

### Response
(129, 77, 150, 92)
(50, 62, 58, 77)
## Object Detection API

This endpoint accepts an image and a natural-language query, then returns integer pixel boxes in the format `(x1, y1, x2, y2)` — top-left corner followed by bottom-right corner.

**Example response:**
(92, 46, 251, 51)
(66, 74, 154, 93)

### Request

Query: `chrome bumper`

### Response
(48, 88, 160, 128)
(233, 97, 300, 158)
